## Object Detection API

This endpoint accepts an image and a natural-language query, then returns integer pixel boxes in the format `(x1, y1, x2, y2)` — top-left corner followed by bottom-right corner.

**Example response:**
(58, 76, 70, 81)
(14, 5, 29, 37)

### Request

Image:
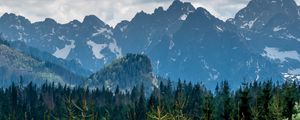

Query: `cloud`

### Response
(0, 0, 299, 27)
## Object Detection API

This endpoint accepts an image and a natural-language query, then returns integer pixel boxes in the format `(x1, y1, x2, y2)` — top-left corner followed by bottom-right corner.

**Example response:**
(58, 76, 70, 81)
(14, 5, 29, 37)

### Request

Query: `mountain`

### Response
(1, 0, 299, 88)
(231, 0, 300, 80)
(0, 13, 121, 72)
(87, 54, 158, 92)
(114, 0, 195, 54)
(151, 7, 281, 88)
(113, 1, 282, 88)
(232, 0, 299, 31)
(9, 40, 92, 77)
(0, 39, 84, 87)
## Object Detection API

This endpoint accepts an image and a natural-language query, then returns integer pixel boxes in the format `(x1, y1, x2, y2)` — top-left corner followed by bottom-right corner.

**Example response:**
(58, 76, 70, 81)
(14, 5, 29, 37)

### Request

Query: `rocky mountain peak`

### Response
(167, 0, 195, 13)
(82, 15, 106, 26)
(0, 13, 31, 24)
(43, 18, 57, 25)
(233, 0, 299, 30)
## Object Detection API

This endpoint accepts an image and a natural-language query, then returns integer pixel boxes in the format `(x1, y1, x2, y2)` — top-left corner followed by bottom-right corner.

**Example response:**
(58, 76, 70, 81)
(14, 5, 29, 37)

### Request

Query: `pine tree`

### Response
(10, 82, 18, 119)
(147, 105, 172, 120)
(238, 84, 251, 120)
(269, 87, 283, 120)
(258, 81, 272, 120)
(137, 85, 147, 120)
(219, 81, 232, 120)
(282, 82, 297, 120)
(202, 91, 213, 120)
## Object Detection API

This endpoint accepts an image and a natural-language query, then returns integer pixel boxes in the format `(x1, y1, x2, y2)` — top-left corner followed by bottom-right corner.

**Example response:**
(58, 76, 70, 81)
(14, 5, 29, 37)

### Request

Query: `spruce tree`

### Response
(202, 91, 213, 120)
(137, 85, 147, 120)
(238, 84, 251, 120)
(220, 81, 232, 120)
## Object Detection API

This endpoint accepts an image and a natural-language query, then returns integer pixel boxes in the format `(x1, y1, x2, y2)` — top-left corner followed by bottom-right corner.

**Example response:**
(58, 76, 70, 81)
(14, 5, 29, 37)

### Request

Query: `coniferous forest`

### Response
(1, 79, 300, 120)
(1, 0, 300, 120)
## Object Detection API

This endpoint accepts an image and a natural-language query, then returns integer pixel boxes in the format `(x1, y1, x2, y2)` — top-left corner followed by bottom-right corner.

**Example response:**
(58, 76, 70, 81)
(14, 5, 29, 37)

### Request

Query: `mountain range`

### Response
(0, 0, 300, 89)
(0, 39, 83, 87)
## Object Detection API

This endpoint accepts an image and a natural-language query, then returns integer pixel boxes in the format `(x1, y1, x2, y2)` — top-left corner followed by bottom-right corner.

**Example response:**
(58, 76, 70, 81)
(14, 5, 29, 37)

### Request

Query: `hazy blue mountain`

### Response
(112, 0, 283, 88)
(0, 40, 84, 87)
(232, 0, 299, 31)
(114, 0, 195, 54)
(148, 7, 281, 88)
(231, 0, 300, 81)
(1, 0, 299, 89)
(0, 14, 121, 72)
(9, 40, 92, 77)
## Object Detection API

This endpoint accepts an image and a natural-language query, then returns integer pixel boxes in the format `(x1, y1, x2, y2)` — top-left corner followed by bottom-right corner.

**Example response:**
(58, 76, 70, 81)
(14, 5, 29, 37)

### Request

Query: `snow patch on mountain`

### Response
(58, 36, 65, 41)
(86, 40, 108, 59)
(238, 15, 244, 18)
(273, 26, 286, 32)
(261, 47, 300, 62)
(271, 1, 277, 3)
(51, 28, 55, 35)
(10, 25, 24, 31)
(180, 14, 188, 21)
(288, 68, 300, 74)
(179, 9, 194, 21)
(285, 34, 300, 42)
(283, 73, 300, 81)
(108, 39, 122, 58)
(201, 59, 210, 70)
(241, 18, 257, 29)
(92, 27, 113, 37)
(209, 68, 219, 81)
(53, 40, 75, 59)
(216, 26, 224, 32)
(18, 32, 23, 40)
(151, 74, 159, 88)
(170, 57, 176, 62)
(120, 25, 128, 32)
(255, 62, 261, 81)
(169, 39, 175, 50)
(155, 60, 160, 72)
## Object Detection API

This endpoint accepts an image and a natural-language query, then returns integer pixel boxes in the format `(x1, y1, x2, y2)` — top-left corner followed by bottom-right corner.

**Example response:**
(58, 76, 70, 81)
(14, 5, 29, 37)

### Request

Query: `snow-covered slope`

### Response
(0, 14, 122, 72)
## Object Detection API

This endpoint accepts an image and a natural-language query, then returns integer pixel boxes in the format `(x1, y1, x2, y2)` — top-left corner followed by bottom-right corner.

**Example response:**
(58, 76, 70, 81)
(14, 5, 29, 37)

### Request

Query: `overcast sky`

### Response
(0, 0, 299, 27)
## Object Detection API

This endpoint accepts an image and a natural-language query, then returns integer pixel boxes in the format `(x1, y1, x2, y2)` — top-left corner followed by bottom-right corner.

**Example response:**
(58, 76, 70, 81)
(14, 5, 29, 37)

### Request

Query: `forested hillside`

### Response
(0, 38, 84, 87)
(0, 80, 299, 120)
(88, 54, 158, 94)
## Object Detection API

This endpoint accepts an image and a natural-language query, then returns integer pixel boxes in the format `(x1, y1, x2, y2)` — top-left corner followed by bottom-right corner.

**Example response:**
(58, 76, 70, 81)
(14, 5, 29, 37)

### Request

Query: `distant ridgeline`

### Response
(0, 36, 85, 87)
(0, 0, 300, 89)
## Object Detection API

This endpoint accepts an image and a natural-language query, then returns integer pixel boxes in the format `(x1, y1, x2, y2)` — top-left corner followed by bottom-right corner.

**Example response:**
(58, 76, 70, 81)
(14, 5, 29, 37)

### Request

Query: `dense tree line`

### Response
(0, 79, 300, 120)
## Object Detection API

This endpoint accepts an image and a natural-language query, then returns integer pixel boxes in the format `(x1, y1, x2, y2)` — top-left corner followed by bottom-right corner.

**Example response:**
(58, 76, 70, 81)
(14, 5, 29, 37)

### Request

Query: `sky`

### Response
(0, 0, 299, 27)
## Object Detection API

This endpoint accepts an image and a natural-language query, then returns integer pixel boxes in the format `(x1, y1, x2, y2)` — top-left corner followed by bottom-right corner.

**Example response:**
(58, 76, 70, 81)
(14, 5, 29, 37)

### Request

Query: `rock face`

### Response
(1, 0, 300, 88)
(88, 54, 158, 92)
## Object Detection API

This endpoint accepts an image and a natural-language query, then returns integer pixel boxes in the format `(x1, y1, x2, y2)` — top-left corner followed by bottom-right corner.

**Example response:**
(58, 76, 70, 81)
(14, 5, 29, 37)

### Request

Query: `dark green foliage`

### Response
(214, 81, 232, 120)
(0, 80, 299, 120)
(202, 91, 213, 120)
(88, 54, 154, 92)
(282, 81, 298, 120)
(137, 85, 147, 120)
(238, 84, 251, 120)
